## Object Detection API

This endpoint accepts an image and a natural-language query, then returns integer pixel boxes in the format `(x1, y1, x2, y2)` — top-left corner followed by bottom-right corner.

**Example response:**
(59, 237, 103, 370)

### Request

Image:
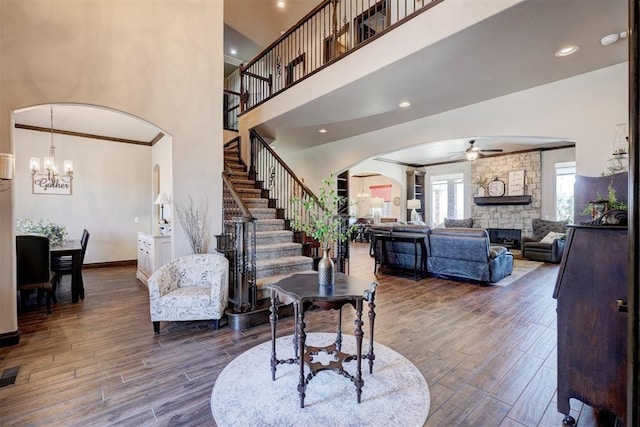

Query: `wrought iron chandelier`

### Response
(30, 106, 73, 185)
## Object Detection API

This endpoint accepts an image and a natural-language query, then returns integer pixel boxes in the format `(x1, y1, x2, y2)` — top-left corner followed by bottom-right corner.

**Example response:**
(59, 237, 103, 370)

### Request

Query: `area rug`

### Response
(493, 258, 544, 287)
(211, 333, 430, 427)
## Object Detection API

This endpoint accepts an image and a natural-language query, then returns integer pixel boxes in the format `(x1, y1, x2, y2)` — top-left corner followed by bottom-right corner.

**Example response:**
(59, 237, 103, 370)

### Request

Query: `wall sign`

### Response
(508, 170, 525, 196)
(32, 177, 72, 195)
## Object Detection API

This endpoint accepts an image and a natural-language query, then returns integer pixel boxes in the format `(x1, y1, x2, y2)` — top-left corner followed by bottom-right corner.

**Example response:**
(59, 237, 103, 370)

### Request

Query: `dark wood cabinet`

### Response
(553, 225, 628, 425)
(406, 170, 425, 221)
(336, 171, 349, 215)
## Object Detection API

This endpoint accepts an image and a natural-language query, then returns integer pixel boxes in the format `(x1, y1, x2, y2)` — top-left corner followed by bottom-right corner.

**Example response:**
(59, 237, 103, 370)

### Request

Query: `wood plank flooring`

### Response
(0, 243, 614, 426)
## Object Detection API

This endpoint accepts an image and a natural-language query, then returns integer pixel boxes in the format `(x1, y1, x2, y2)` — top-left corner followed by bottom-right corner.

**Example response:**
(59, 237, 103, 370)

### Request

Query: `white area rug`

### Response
(211, 333, 430, 427)
(494, 258, 544, 287)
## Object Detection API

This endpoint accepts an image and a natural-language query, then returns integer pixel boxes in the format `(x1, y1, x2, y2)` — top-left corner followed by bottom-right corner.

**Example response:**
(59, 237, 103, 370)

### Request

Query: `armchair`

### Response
(522, 219, 567, 263)
(149, 253, 229, 334)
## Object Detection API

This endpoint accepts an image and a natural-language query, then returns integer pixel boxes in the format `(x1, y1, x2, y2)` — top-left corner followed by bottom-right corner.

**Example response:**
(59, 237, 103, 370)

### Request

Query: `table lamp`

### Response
(407, 199, 421, 222)
(370, 197, 384, 224)
(154, 193, 171, 223)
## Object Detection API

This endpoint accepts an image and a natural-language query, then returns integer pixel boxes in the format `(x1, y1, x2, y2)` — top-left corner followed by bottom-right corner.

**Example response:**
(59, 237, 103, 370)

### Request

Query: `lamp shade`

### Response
(0, 153, 15, 180)
(154, 193, 171, 205)
(370, 197, 384, 208)
(407, 199, 421, 210)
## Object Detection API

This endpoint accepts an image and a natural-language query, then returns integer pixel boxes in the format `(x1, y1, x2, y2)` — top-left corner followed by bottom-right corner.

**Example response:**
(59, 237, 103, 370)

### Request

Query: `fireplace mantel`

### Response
(474, 195, 532, 206)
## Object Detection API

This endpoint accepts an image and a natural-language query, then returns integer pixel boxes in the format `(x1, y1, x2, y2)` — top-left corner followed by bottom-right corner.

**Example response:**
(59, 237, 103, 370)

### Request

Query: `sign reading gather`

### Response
(32, 177, 72, 195)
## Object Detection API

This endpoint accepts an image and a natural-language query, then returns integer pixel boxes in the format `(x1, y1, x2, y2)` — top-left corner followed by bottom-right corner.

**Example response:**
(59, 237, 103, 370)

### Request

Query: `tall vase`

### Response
(317, 246, 335, 287)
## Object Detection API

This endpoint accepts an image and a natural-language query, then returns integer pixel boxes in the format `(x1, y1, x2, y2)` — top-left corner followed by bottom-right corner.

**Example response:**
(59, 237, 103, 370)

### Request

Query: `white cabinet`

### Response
(136, 232, 172, 286)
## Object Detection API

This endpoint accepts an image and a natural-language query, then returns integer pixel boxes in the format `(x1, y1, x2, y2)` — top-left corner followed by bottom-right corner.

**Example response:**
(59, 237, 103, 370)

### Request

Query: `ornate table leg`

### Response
(367, 292, 376, 374)
(354, 299, 364, 403)
(336, 307, 342, 352)
(297, 302, 307, 408)
(269, 289, 278, 381)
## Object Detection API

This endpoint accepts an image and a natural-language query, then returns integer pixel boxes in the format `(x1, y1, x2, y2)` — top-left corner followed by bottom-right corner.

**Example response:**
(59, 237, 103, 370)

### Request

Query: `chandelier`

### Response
(30, 107, 73, 185)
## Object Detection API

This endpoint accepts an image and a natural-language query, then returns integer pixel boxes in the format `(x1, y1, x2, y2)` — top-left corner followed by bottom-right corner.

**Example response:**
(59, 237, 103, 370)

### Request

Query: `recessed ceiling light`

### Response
(277, 1, 285, 8)
(399, 101, 411, 108)
(230, 48, 237, 55)
(318, 128, 327, 134)
(555, 45, 579, 57)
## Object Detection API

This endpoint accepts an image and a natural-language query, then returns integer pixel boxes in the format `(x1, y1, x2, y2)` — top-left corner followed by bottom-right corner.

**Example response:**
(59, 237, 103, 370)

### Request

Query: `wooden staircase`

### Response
(223, 145, 314, 309)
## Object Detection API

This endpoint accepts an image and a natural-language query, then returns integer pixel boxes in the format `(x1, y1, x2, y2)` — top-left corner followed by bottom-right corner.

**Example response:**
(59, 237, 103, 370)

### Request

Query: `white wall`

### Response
(0, 0, 223, 338)
(14, 127, 151, 263)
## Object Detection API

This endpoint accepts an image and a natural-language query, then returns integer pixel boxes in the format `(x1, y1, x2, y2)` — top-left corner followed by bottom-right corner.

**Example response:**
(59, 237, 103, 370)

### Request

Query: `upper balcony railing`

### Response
(239, 0, 443, 112)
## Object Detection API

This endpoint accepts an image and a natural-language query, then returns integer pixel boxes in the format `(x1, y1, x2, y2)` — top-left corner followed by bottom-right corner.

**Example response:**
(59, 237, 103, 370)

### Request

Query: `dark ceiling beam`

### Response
(14, 123, 162, 146)
(374, 143, 576, 168)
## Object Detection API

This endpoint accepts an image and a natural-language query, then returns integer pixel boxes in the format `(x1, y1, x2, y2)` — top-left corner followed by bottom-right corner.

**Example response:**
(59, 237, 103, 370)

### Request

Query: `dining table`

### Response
(50, 239, 84, 303)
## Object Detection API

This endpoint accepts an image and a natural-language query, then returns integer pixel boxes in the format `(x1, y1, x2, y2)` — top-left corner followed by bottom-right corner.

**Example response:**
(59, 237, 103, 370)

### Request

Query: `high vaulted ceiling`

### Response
(13, 0, 629, 166)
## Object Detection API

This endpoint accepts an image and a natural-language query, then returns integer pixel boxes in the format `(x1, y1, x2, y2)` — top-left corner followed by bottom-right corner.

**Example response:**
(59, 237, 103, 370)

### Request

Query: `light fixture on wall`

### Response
(0, 153, 15, 192)
(30, 106, 74, 186)
(407, 198, 421, 222)
(606, 122, 629, 174)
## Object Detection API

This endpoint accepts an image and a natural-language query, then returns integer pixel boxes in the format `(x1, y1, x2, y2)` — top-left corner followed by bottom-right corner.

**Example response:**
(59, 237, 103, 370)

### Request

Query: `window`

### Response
(370, 184, 392, 217)
(430, 173, 464, 227)
(556, 162, 576, 221)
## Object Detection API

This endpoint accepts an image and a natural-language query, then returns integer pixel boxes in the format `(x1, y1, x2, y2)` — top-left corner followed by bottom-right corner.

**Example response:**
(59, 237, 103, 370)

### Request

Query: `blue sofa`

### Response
(427, 228, 513, 283)
(369, 224, 514, 284)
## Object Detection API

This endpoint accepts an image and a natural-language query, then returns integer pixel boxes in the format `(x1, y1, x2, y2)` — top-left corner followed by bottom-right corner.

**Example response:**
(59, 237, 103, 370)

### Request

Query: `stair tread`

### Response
(255, 242, 302, 251)
(256, 270, 316, 287)
(256, 256, 312, 268)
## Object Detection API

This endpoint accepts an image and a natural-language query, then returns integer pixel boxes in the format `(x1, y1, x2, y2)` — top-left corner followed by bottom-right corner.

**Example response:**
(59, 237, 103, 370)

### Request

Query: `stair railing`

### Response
(239, 0, 444, 112)
(220, 172, 257, 313)
(223, 89, 241, 131)
(249, 129, 349, 270)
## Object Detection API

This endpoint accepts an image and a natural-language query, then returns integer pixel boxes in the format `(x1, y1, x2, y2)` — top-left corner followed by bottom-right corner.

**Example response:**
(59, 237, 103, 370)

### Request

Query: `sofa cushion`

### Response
(444, 218, 473, 228)
(540, 231, 563, 244)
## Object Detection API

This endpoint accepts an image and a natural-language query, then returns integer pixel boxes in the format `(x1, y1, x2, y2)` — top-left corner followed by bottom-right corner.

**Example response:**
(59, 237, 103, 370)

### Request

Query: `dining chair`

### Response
(16, 235, 53, 314)
(51, 229, 89, 302)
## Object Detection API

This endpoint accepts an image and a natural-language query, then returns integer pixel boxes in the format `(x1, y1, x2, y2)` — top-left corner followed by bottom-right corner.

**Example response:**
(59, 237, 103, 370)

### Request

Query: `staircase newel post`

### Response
(249, 130, 257, 182)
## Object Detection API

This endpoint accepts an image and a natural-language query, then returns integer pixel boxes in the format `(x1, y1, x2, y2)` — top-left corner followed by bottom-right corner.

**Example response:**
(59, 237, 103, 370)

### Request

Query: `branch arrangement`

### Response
(175, 196, 210, 254)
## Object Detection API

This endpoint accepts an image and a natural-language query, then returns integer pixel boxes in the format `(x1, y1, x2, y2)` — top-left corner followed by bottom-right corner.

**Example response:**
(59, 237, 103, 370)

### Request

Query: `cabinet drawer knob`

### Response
(617, 299, 628, 313)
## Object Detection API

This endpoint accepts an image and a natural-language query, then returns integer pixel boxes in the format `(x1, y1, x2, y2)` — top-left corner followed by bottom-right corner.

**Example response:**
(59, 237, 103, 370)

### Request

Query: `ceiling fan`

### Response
(462, 139, 503, 161)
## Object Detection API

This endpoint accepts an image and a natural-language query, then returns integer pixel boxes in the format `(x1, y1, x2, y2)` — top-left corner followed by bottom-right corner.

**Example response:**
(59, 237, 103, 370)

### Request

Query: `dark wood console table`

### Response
(372, 232, 427, 281)
(267, 272, 377, 408)
(553, 225, 627, 425)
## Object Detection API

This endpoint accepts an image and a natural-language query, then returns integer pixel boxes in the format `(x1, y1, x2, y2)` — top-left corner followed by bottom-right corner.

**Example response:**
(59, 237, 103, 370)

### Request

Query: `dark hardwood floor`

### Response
(0, 243, 612, 426)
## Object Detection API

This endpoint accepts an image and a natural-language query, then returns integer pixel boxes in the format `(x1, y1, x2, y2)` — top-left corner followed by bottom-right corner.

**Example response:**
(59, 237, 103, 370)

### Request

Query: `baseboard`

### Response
(84, 260, 137, 269)
(0, 330, 20, 348)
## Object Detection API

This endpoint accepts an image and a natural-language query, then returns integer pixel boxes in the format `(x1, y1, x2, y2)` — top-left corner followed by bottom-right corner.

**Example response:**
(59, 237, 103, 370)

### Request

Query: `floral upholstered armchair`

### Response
(148, 253, 229, 334)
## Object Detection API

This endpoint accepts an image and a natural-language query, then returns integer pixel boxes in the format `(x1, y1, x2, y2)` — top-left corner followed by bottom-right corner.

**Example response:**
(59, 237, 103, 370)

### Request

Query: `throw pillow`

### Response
(540, 231, 561, 244)
(444, 218, 473, 228)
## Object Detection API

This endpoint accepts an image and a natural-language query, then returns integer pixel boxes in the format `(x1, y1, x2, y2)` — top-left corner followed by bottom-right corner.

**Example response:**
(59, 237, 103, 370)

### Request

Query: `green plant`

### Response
(290, 176, 355, 249)
(581, 181, 627, 216)
(16, 218, 68, 245)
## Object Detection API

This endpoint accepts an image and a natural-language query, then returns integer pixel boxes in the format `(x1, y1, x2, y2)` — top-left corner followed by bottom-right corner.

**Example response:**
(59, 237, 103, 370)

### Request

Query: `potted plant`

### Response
(291, 175, 355, 286)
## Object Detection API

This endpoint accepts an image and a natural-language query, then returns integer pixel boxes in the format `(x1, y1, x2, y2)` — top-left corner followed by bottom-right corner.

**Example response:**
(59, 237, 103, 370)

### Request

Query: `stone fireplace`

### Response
(471, 151, 542, 237)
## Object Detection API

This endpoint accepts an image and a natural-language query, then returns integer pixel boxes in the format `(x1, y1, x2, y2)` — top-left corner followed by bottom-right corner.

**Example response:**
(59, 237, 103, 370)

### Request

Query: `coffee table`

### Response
(267, 272, 377, 408)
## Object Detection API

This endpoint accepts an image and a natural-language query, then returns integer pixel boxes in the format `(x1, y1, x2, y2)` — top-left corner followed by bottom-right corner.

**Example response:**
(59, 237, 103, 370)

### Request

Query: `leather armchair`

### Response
(522, 219, 567, 263)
